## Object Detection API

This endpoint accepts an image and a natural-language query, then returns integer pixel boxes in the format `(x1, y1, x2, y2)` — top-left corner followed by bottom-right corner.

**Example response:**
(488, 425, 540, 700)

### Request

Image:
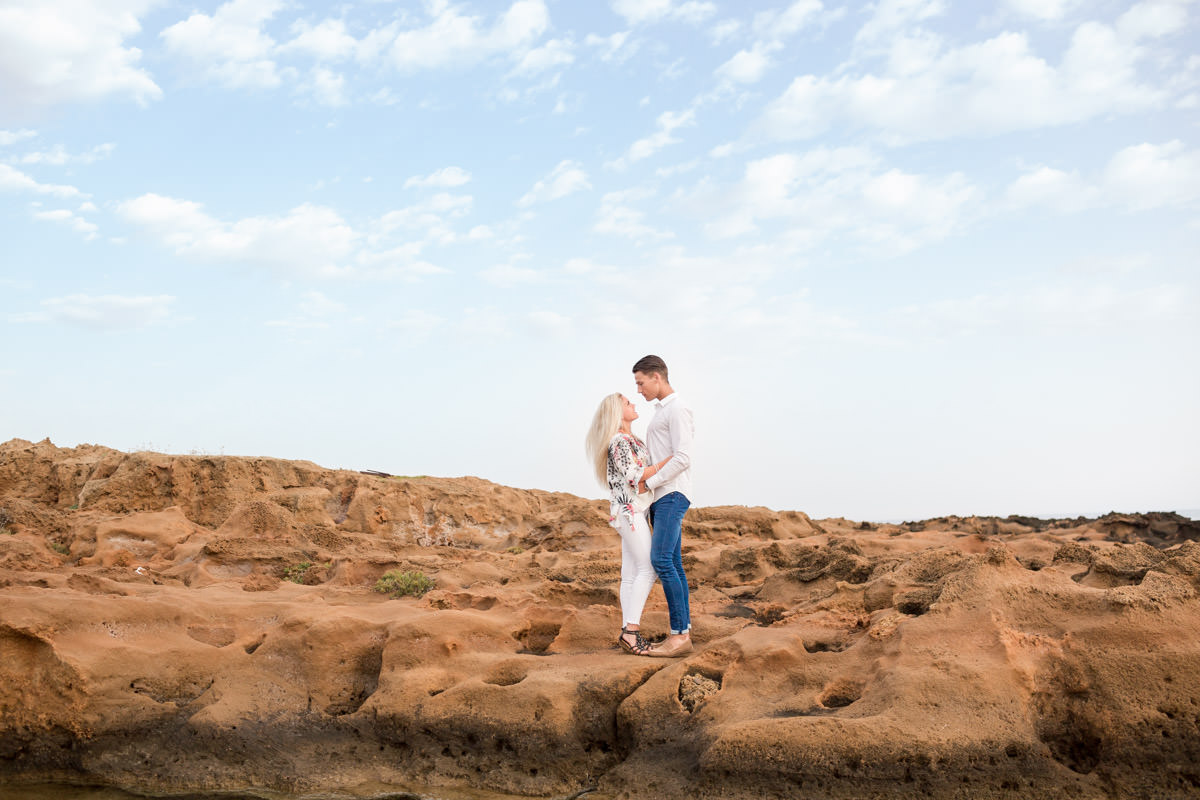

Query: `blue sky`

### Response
(2, 0, 1198, 521)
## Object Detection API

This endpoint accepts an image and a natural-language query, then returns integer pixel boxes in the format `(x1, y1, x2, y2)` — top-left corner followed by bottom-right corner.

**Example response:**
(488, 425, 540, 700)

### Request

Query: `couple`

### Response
(586, 355, 694, 658)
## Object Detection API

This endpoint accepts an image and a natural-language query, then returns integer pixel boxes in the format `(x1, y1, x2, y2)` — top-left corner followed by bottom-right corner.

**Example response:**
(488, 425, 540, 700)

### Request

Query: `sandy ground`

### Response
(1, 437, 1198, 799)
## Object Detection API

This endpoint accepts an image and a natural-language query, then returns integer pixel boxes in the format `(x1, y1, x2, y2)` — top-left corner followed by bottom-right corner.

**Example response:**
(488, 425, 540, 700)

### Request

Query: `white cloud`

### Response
(14, 142, 116, 166)
(518, 160, 591, 206)
(855, 0, 946, 46)
(510, 38, 575, 76)
(562, 245, 862, 344)
(120, 193, 457, 280)
(585, 31, 636, 63)
(709, 19, 742, 43)
(265, 290, 347, 328)
(893, 282, 1191, 339)
(369, 87, 402, 106)
(16, 293, 176, 330)
(610, 0, 717, 27)
(0, 0, 162, 117)
(752, 0, 825, 38)
(1005, 166, 1097, 212)
(713, 1, 827, 88)
(0, 129, 37, 146)
(280, 18, 357, 61)
(298, 290, 346, 316)
(374, 0, 550, 72)
(386, 309, 443, 340)
(355, 248, 448, 280)
(0, 164, 84, 198)
(480, 263, 540, 286)
(611, 108, 696, 169)
(691, 147, 976, 256)
(594, 189, 674, 240)
(1116, 0, 1190, 39)
(264, 318, 331, 330)
(561, 256, 636, 287)
(656, 158, 701, 178)
(1105, 140, 1200, 210)
(757, 15, 1175, 144)
(1004, 0, 1080, 22)
(405, 166, 472, 189)
(161, 0, 284, 89)
(716, 41, 783, 84)
(563, 257, 595, 274)
(33, 208, 99, 240)
(304, 67, 347, 106)
(377, 192, 473, 244)
(119, 193, 358, 275)
(1007, 141, 1200, 213)
(525, 310, 571, 335)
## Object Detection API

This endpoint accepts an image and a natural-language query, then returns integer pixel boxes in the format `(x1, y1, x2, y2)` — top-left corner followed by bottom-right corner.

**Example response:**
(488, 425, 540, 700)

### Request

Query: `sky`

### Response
(1, 0, 1198, 522)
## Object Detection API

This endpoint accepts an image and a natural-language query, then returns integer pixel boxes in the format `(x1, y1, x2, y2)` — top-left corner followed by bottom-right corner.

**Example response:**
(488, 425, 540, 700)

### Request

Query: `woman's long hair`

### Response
(585, 393, 624, 487)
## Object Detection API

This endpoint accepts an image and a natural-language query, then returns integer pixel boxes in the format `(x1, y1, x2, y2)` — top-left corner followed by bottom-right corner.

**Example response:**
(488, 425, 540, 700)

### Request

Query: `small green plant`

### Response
(50, 542, 70, 555)
(0, 507, 11, 534)
(283, 561, 312, 583)
(374, 569, 435, 598)
(506, 546, 525, 554)
(69, 504, 79, 510)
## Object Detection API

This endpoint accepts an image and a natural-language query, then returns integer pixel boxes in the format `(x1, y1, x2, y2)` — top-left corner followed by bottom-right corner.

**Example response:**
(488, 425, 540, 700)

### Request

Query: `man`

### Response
(632, 354, 695, 657)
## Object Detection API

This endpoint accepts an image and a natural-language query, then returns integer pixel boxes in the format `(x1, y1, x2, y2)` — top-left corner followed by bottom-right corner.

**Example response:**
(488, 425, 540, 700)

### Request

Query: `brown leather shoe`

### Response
(646, 636, 693, 658)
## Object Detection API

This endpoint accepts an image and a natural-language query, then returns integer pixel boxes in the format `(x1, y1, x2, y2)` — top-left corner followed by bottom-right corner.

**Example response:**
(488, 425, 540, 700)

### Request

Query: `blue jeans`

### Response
(648, 491, 691, 634)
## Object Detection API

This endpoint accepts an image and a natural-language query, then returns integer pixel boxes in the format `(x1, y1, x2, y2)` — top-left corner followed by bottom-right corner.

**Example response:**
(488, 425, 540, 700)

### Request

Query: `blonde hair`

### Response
(585, 393, 624, 486)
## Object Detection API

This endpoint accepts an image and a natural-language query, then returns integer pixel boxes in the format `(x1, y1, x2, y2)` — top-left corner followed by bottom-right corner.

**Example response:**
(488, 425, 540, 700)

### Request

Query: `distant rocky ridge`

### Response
(1, 438, 1198, 799)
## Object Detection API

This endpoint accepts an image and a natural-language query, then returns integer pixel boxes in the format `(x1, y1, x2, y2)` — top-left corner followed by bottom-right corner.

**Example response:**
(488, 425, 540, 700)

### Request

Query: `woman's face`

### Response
(621, 395, 639, 423)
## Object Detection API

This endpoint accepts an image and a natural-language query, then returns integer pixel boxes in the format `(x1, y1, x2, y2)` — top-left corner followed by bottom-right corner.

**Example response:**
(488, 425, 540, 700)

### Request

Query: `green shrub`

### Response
(374, 569, 435, 598)
(283, 561, 312, 583)
(0, 507, 11, 534)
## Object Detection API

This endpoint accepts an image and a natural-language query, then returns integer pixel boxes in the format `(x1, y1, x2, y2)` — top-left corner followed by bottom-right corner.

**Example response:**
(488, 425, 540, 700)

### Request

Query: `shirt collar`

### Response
(655, 392, 678, 407)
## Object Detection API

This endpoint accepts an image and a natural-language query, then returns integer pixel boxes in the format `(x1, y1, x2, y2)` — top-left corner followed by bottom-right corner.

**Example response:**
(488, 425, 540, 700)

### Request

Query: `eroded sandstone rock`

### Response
(1, 438, 1198, 799)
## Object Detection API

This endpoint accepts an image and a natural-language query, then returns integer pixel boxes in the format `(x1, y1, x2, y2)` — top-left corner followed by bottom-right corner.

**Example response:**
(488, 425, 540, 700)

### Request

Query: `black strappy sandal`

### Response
(618, 626, 653, 655)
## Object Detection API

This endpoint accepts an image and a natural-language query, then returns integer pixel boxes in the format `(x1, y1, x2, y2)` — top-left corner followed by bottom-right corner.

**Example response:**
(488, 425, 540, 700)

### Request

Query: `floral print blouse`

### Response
(607, 431, 651, 528)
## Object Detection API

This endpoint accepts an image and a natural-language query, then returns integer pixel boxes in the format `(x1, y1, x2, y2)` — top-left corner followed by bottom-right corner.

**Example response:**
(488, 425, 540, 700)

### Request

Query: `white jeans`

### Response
(616, 510, 655, 626)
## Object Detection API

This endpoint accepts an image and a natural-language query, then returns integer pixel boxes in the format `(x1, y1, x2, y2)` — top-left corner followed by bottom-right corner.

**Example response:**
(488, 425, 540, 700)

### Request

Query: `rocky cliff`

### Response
(1, 438, 1198, 798)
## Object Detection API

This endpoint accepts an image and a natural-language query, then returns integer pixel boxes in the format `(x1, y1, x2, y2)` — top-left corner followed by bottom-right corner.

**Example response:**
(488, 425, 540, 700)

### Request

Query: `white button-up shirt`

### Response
(644, 393, 694, 503)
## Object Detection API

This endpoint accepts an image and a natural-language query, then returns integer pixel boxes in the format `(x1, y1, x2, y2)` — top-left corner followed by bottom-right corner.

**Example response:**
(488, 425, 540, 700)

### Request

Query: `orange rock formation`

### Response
(1, 438, 1198, 798)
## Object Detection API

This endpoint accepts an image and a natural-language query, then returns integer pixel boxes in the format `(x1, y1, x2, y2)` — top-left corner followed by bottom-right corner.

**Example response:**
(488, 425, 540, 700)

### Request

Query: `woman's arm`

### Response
(610, 437, 644, 488)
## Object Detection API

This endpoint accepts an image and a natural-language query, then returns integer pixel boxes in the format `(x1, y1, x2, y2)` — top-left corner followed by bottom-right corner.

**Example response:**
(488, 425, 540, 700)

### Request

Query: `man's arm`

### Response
(645, 404, 693, 490)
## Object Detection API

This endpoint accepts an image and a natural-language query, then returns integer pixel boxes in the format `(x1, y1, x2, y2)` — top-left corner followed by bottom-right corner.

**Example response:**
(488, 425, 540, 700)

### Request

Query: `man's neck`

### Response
(656, 385, 675, 402)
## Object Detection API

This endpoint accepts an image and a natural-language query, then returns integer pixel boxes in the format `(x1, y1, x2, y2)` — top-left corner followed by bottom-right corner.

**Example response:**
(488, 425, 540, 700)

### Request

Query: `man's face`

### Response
(634, 371, 660, 401)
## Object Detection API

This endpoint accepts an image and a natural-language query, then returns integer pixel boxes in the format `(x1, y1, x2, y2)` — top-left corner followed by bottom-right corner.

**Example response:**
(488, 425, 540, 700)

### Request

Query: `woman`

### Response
(586, 393, 671, 655)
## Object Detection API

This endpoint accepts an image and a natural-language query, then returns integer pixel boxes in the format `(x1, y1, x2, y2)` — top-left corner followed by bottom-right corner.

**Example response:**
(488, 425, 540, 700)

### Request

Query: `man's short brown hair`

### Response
(632, 354, 669, 382)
